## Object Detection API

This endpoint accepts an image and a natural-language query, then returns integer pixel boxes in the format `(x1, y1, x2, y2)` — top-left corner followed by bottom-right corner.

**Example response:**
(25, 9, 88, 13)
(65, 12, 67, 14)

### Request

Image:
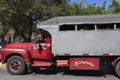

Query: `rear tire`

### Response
(6, 56, 26, 75)
(115, 61, 120, 78)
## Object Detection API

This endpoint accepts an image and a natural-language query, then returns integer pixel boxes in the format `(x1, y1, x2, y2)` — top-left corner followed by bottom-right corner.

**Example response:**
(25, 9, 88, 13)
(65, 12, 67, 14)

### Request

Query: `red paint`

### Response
(0, 53, 1, 62)
(11, 61, 21, 71)
(31, 37, 53, 60)
(70, 58, 100, 70)
(82, 53, 90, 56)
(1, 48, 31, 64)
(64, 53, 70, 56)
(103, 53, 110, 56)
(32, 60, 52, 67)
(112, 57, 120, 67)
(0, 36, 53, 65)
(56, 60, 69, 67)
(31, 43, 53, 60)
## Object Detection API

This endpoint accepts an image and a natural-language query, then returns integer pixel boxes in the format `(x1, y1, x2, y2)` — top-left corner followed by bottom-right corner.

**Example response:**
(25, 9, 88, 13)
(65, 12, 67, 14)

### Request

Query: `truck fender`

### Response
(112, 57, 120, 67)
(1, 48, 31, 65)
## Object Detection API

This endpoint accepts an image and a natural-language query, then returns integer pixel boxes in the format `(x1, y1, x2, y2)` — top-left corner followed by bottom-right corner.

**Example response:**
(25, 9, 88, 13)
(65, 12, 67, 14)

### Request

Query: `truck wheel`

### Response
(115, 61, 120, 78)
(6, 56, 26, 75)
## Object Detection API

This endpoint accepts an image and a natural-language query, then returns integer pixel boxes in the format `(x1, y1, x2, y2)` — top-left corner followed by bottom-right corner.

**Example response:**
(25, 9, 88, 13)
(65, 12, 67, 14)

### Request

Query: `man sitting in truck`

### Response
(36, 33, 44, 53)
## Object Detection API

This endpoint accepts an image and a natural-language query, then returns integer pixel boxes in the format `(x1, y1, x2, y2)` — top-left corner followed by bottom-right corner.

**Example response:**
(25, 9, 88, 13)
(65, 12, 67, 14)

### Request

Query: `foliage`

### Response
(68, 0, 108, 15)
(0, 0, 69, 42)
(109, 0, 120, 14)
(0, 0, 120, 43)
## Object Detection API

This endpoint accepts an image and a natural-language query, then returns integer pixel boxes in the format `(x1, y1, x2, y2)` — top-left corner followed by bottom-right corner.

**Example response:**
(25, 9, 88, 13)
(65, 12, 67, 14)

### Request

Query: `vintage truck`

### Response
(1, 14, 120, 77)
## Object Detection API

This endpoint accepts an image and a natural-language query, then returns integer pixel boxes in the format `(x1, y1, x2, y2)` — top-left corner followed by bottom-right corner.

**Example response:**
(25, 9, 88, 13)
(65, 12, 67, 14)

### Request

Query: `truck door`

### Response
(31, 36, 53, 60)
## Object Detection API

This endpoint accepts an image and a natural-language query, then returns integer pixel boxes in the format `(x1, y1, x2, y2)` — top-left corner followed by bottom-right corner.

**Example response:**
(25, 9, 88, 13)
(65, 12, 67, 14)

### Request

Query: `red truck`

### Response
(1, 15, 120, 77)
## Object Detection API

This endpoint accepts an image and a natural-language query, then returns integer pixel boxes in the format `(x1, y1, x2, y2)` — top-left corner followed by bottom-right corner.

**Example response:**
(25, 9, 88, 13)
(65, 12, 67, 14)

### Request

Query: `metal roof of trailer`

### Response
(39, 14, 120, 25)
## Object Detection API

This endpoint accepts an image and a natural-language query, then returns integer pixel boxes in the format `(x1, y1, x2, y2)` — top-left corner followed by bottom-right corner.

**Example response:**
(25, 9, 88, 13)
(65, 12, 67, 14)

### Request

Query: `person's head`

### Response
(36, 34, 43, 43)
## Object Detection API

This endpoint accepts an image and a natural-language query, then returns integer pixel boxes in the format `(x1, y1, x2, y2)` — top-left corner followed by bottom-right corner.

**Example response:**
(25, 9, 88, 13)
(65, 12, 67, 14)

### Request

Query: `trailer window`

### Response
(97, 24, 114, 30)
(59, 25, 75, 31)
(77, 24, 95, 31)
(116, 23, 120, 30)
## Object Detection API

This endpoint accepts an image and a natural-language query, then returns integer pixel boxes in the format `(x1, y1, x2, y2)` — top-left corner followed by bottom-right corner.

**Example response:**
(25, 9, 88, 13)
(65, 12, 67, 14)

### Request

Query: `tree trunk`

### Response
(1, 35, 5, 47)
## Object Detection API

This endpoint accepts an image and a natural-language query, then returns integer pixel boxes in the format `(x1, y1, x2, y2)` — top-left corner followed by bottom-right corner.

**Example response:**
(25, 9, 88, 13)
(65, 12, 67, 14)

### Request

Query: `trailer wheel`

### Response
(6, 56, 26, 75)
(115, 61, 120, 78)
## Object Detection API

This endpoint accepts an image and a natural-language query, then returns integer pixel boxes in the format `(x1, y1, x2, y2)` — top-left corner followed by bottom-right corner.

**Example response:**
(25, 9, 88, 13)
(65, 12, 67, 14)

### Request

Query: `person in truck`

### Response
(35, 33, 43, 53)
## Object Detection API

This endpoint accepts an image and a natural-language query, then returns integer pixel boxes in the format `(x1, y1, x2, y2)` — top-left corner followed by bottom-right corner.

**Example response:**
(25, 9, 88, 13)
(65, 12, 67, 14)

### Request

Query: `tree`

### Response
(67, 0, 85, 16)
(84, 2, 108, 15)
(0, 24, 10, 46)
(109, 0, 120, 14)
(66, 0, 108, 16)
(0, 0, 37, 42)
(0, 0, 11, 45)
(0, 0, 70, 42)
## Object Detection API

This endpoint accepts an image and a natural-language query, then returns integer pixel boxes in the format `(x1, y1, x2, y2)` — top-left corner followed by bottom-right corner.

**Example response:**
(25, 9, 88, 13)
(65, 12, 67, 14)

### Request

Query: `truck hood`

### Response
(5, 43, 34, 50)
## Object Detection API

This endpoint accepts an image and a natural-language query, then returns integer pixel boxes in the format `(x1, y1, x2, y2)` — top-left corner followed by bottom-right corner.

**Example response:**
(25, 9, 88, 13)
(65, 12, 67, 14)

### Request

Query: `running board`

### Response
(32, 60, 52, 67)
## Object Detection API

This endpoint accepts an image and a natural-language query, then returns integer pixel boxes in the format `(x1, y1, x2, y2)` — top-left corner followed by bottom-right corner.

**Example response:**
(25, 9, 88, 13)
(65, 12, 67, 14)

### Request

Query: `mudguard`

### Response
(112, 57, 120, 67)
(0, 48, 31, 65)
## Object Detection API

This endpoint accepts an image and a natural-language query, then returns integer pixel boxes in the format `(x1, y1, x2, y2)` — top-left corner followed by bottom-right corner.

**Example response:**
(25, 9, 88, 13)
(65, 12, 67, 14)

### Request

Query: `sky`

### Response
(70, 0, 112, 9)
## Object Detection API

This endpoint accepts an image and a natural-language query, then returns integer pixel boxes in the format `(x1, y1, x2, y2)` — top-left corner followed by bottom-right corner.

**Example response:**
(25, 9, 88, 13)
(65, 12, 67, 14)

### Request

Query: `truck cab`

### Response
(0, 30, 53, 75)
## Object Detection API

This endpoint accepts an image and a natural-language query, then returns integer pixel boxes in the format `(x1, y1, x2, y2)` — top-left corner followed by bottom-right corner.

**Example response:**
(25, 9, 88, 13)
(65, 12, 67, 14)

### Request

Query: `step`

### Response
(32, 61, 52, 67)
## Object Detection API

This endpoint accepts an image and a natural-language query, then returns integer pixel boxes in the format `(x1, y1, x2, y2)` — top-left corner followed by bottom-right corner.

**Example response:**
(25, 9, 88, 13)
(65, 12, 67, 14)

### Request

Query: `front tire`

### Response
(6, 56, 26, 75)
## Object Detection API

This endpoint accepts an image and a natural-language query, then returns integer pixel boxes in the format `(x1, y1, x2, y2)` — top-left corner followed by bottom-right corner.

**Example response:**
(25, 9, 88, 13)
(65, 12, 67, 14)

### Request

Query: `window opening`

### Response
(116, 23, 120, 30)
(97, 24, 114, 30)
(59, 25, 75, 31)
(77, 24, 95, 31)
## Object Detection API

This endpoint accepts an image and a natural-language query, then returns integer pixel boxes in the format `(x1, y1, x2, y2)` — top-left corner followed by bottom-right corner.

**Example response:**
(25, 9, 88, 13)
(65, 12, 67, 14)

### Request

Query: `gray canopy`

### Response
(40, 14, 120, 25)
(37, 14, 120, 55)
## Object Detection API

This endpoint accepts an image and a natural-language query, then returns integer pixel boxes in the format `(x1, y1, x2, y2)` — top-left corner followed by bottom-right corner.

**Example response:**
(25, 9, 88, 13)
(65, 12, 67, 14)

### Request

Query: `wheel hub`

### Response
(10, 60, 21, 72)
